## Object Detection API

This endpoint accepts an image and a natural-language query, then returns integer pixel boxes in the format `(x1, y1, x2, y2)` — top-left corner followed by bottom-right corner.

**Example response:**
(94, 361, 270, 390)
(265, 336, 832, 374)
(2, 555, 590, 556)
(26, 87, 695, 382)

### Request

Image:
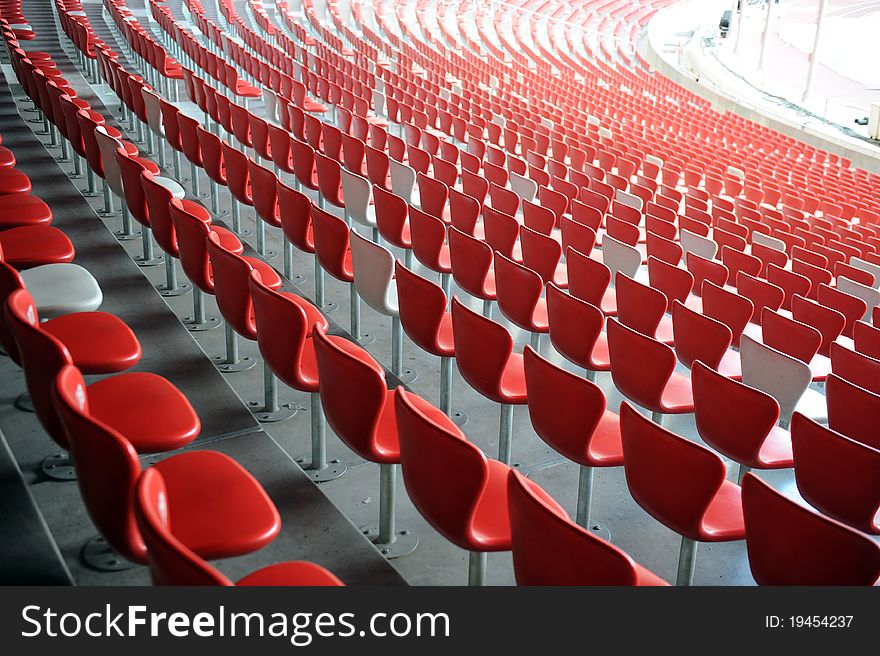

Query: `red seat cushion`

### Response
(87, 372, 200, 453)
(42, 312, 142, 374)
(697, 479, 746, 541)
(498, 352, 527, 403)
(304, 99, 328, 113)
(586, 410, 624, 466)
(234, 82, 262, 98)
(755, 426, 794, 469)
(0, 226, 75, 268)
(366, 115, 389, 127)
(0, 168, 31, 195)
(243, 256, 282, 289)
(208, 226, 243, 254)
(600, 286, 617, 315)
(658, 372, 695, 414)
(434, 311, 455, 356)
(0, 146, 16, 168)
(0, 193, 52, 229)
(134, 156, 160, 175)
(635, 564, 670, 586)
(469, 459, 516, 551)
(236, 561, 342, 586)
(23, 50, 53, 61)
(155, 450, 281, 560)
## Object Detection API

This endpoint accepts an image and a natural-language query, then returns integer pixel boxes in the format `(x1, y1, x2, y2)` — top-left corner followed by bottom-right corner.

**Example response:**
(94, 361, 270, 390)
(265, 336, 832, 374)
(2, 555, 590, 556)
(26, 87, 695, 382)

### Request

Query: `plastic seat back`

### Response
(76, 110, 105, 177)
(249, 114, 271, 160)
(686, 251, 728, 296)
(289, 138, 317, 191)
(737, 271, 784, 325)
(340, 169, 373, 229)
(394, 261, 450, 356)
(312, 325, 387, 462)
(546, 282, 605, 370)
(5, 289, 72, 446)
(249, 272, 320, 392)
(483, 205, 520, 260)
(740, 335, 811, 424)
(206, 232, 258, 339)
(248, 160, 280, 227)
(373, 185, 410, 249)
(53, 365, 144, 562)
(615, 272, 666, 339)
(508, 469, 646, 586)
(720, 245, 760, 284)
(606, 319, 675, 411)
(394, 388, 487, 548)
(195, 126, 225, 184)
(509, 172, 537, 205)
(267, 124, 294, 173)
(141, 171, 178, 256)
(494, 254, 544, 332)
(560, 216, 597, 257)
(761, 309, 822, 365)
(389, 159, 416, 203)
(829, 343, 880, 394)
(449, 188, 481, 236)
(825, 374, 880, 449)
(450, 297, 515, 403)
(448, 227, 495, 300)
(94, 128, 126, 198)
(671, 301, 733, 371)
(523, 345, 608, 464)
(417, 172, 448, 221)
(791, 294, 845, 357)
(766, 263, 811, 311)
(601, 235, 641, 281)
(566, 247, 611, 307)
(365, 146, 390, 190)
(350, 229, 397, 316)
(522, 199, 555, 235)
(169, 199, 224, 294)
(311, 206, 353, 282)
(791, 413, 880, 534)
(519, 226, 562, 285)
(692, 360, 780, 465)
(792, 258, 832, 300)
(620, 401, 727, 538)
(277, 180, 315, 254)
(116, 148, 151, 225)
(0, 261, 26, 362)
(680, 229, 718, 261)
(341, 133, 366, 175)
(222, 142, 253, 205)
(741, 473, 880, 586)
(818, 283, 868, 339)
(837, 277, 880, 321)
(409, 206, 450, 274)
(177, 113, 203, 167)
(701, 280, 752, 347)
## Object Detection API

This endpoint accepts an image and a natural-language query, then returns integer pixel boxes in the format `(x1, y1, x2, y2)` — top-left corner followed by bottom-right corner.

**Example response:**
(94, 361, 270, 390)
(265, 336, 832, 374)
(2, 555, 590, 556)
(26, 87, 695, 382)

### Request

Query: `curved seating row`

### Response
(22, 0, 879, 586)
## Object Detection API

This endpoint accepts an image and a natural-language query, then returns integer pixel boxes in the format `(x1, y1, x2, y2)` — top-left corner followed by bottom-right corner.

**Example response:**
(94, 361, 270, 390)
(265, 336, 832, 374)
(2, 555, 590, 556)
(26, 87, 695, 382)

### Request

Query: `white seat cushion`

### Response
(20, 263, 102, 318)
(154, 177, 187, 200)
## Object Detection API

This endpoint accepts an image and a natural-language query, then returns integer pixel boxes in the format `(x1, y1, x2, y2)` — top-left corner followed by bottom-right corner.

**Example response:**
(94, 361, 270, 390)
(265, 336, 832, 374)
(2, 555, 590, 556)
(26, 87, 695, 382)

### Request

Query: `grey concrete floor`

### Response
(1, 0, 849, 588)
